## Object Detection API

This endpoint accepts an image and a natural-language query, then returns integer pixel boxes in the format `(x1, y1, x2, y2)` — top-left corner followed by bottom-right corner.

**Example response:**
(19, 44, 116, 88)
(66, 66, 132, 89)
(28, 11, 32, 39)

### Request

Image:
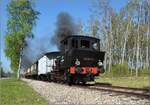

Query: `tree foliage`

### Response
(5, 0, 39, 73)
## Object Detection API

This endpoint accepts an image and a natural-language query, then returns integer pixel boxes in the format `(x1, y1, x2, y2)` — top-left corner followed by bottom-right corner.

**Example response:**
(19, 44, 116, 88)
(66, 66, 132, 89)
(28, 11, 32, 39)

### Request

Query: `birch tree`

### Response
(90, 0, 150, 74)
(5, 0, 39, 79)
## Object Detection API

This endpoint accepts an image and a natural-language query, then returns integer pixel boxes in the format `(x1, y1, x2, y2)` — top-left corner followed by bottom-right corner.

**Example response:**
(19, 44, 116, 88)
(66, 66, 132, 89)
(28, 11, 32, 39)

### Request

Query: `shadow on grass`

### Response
(95, 82, 112, 86)
(143, 86, 150, 90)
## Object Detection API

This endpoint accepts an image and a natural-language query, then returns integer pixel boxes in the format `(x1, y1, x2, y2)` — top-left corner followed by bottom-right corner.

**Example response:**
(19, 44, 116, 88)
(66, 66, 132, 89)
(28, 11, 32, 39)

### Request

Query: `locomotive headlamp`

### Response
(98, 60, 103, 66)
(75, 59, 80, 66)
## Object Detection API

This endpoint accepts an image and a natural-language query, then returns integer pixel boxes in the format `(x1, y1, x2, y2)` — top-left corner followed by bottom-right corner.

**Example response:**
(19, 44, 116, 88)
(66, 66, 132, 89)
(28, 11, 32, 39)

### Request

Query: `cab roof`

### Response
(61, 35, 100, 43)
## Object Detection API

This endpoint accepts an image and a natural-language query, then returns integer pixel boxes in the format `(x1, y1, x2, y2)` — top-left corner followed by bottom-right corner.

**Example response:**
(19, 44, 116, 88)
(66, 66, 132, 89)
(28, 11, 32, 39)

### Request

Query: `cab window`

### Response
(72, 39, 78, 48)
(81, 40, 90, 48)
(63, 40, 68, 50)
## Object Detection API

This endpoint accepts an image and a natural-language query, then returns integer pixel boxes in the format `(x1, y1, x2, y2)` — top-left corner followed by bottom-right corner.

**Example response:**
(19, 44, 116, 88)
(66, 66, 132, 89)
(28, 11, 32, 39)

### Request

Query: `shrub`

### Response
(139, 68, 150, 76)
(103, 63, 130, 77)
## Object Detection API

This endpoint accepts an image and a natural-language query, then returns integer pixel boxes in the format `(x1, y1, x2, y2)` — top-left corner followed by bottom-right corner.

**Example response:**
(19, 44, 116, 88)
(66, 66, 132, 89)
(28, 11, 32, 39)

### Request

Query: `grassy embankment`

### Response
(96, 64, 150, 89)
(95, 76, 150, 89)
(0, 78, 48, 105)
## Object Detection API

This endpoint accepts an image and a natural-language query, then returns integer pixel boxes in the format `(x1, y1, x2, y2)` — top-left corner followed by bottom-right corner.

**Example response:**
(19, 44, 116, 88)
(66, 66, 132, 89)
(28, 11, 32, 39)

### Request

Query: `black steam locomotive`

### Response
(25, 35, 105, 85)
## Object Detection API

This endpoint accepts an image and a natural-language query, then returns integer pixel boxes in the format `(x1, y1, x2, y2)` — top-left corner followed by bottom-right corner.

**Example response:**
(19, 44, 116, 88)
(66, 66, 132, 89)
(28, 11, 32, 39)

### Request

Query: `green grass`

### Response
(0, 78, 48, 105)
(95, 76, 150, 89)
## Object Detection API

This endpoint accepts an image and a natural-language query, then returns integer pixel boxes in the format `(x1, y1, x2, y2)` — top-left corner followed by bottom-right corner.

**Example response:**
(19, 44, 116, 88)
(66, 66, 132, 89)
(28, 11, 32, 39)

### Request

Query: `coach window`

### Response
(81, 40, 90, 48)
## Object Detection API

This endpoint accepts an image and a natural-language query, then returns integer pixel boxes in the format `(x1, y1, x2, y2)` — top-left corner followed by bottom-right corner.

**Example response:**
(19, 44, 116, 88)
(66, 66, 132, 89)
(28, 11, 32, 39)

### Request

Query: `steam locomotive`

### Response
(25, 35, 105, 85)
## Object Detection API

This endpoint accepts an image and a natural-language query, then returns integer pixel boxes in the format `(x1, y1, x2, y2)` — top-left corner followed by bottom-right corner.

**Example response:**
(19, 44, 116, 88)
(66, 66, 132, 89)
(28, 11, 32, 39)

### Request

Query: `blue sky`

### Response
(0, 0, 127, 72)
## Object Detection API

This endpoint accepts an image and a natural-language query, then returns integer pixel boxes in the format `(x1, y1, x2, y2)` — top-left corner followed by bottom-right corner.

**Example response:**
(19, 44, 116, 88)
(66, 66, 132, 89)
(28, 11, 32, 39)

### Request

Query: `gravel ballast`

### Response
(22, 79, 150, 105)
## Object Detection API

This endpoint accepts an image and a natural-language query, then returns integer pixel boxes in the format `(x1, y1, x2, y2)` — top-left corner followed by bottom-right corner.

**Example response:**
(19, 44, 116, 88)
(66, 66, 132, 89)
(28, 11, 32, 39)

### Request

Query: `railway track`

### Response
(22, 78, 150, 104)
(24, 78, 150, 99)
(44, 80, 150, 99)
(74, 82, 150, 99)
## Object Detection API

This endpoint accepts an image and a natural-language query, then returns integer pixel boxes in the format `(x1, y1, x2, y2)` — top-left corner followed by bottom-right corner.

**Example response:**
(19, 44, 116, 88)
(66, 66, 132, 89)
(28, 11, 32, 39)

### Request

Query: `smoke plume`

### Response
(53, 12, 76, 49)
(22, 34, 58, 70)
(21, 12, 75, 70)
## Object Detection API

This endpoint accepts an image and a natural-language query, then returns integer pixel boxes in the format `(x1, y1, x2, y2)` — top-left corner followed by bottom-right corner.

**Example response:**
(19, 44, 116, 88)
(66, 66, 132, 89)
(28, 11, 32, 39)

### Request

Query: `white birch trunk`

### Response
(17, 54, 21, 80)
(108, 16, 113, 72)
(17, 48, 23, 80)
(121, 18, 132, 64)
(135, 5, 142, 77)
(146, 21, 149, 68)
(136, 24, 140, 77)
(108, 49, 112, 72)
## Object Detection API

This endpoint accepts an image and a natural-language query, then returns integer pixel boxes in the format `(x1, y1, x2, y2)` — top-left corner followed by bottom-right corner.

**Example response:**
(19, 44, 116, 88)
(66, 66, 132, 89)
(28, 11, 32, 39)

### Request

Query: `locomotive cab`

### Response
(61, 35, 100, 52)
(61, 35, 105, 85)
